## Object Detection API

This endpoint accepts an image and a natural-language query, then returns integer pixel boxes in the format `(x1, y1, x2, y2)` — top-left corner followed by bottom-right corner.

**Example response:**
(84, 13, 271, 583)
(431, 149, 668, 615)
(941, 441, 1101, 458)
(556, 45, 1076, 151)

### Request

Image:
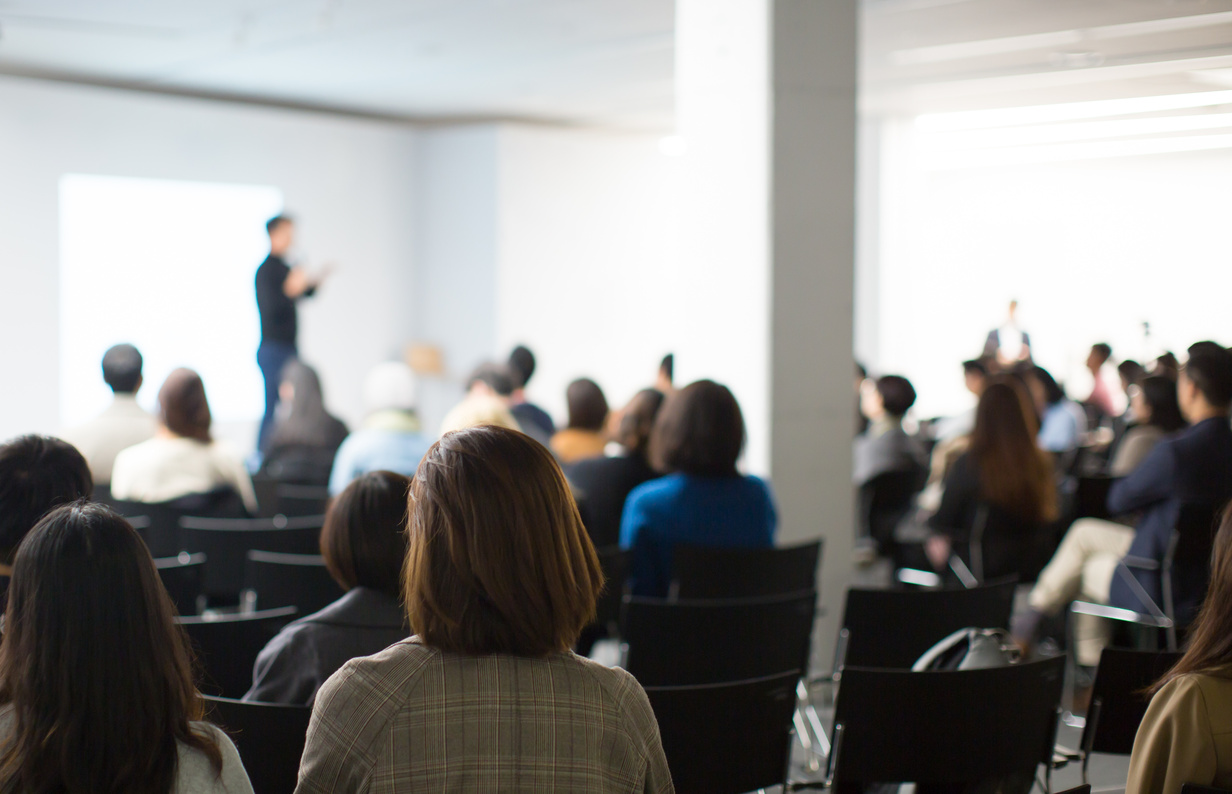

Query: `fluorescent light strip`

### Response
(922, 132, 1232, 169)
(920, 112, 1232, 150)
(916, 90, 1232, 132)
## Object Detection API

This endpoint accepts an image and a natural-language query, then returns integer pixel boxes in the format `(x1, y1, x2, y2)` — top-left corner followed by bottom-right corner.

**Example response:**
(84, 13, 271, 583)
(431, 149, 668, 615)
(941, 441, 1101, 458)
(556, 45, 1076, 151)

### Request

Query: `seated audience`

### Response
(329, 362, 432, 495)
(853, 374, 926, 487)
(0, 502, 252, 793)
(1084, 342, 1117, 419)
(507, 345, 556, 445)
(656, 353, 675, 395)
(110, 368, 257, 514)
(925, 378, 1058, 582)
(1014, 350, 1232, 665)
(257, 359, 349, 485)
(1110, 359, 1148, 452)
(1109, 375, 1187, 477)
(57, 343, 157, 488)
(551, 378, 610, 464)
(1028, 365, 1086, 454)
(439, 362, 522, 436)
(932, 359, 988, 443)
(620, 380, 777, 597)
(297, 426, 671, 793)
(567, 388, 666, 548)
(1126, 503, 1232, 794)
(1153, 351, 1180, 380)
(246, 471, 410, 705)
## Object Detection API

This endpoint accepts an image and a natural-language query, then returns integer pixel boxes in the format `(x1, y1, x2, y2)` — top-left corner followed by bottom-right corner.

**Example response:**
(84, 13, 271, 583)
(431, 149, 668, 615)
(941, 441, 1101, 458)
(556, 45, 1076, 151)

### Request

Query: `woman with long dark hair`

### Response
(258, 359, 349, 485)
(0, 501, 252, 793)
(1109, 375, 1187, 476)
(1126, 504, 1232, 794)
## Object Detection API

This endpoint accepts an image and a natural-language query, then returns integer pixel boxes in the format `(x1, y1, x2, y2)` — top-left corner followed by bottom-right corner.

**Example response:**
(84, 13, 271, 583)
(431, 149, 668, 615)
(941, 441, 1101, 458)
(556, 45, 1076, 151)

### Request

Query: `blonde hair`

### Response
(439, 394, 521, 436)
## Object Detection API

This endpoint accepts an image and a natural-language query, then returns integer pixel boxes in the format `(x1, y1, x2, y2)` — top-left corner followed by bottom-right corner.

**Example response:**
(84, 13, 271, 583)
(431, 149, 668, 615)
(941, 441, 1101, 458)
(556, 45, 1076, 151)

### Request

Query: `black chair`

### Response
(153, 552, 206, 616)
(620, 590, 816, 686)
(671, 539, 821, 599)
(178, 606, 298, 698)
(644, 670, 800, 794)
(859, 467, 926, 559)
(109, 499, 181, 557)
(828, 657, 1066, 793)
(1182, 787, 1232, 794)
(578, 546, 631, 655)
(1078, 648, 1183, 783)
(243, 550, 344, 615)
(179, 515, 325, 603)
(1074, 475, 1118, 521)
(205, 696, 311, 794)
(254, 478, 331, 518)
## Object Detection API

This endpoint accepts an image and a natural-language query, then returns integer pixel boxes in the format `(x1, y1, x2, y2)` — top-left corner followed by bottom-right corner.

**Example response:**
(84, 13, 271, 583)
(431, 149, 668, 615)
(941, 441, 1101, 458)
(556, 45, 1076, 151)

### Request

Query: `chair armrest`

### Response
(1122, 555, 1160, 571)
(1070, 600, 1173, 628)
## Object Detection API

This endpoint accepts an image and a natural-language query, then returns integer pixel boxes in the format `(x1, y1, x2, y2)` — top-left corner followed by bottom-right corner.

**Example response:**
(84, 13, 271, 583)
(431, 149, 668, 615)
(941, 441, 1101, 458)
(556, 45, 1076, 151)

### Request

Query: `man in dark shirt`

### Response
(255, 215, 328, 453)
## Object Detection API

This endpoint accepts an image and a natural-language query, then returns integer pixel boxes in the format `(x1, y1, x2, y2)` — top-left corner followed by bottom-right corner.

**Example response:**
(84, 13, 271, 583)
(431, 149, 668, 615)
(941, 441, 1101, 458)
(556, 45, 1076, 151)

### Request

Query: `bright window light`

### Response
(919, 112, 1232, 151)
(59, 174, 283, 428)
(920, 132, 1232, 169)
(916, 90, 1232, 132)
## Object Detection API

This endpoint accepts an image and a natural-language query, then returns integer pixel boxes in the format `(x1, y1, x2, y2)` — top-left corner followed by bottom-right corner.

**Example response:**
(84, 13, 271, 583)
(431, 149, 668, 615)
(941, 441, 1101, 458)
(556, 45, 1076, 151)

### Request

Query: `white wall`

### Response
(0, 76, 416, 449)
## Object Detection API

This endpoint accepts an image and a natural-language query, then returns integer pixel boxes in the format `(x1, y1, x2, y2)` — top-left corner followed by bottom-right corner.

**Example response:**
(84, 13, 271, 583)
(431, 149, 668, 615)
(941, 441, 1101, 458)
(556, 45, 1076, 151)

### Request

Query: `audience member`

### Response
(551, 378, 610, 464)
(1188, 340, 1226, 359)
(1085, 342, 1117, 418)
(439, 362, 522, 436)
(257, 359, 349, 486)
(983, 299, 1032, 369)
(655, 353, 675, 395)
(925, 379, 1058, 582)
(1109, 375, 1187, 477)
(297, 426, 671, 793)
(932, 359, 988, 443)
(506, 345, 556, 445)
(567, 388, 666, 548)
(1015, 350, 1232, 665)
(57, 343, 156, 488)
(854, 375, 926, 487)
(1153, 351, 1180, 380)
(1109, 358, 1149, 454)
(620, 380, 777, 597)
(1126, 504, 1232, 794)
(329, 362, 432, 495)
(246, 471, 410, 705)
(1028, 365, 1086, 454)
(0, 502, 252, 793)
(854, 361, 869, 435)
(110, 368, 257, 514)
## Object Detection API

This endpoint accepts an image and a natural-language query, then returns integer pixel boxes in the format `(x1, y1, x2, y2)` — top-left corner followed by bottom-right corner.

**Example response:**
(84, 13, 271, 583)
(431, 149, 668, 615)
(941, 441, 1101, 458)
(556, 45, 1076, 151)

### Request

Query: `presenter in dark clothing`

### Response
(255, 215, 329, 453)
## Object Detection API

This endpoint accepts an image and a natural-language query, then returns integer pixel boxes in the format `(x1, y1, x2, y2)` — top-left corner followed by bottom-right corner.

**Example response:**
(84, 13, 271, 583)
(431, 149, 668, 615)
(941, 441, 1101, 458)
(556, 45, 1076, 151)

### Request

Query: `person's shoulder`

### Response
(179, 723, 253, 793)
(316, 638, 437, 717)
(626, 473, 684, 505)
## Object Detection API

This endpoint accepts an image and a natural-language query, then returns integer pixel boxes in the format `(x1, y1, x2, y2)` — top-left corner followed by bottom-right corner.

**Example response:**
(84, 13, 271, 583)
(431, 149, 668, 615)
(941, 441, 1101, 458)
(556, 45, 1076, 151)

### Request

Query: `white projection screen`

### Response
(59, 174, 284, 431)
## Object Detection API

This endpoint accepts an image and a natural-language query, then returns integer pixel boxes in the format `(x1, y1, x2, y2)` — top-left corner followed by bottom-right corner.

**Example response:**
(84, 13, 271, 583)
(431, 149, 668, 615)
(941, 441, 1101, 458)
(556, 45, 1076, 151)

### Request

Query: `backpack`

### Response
(912, 627, 1020, 671)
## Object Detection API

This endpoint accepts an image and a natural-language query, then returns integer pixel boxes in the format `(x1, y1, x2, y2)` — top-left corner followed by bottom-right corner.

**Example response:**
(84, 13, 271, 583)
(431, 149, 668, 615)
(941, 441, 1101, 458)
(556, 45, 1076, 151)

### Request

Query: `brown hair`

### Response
(969, 378, 1058, 524)
(404, 425, 604, 656)
(566, 378, 609, 432)
(321, 470, 411, 598)
(616, 389, 666, 458)
(650, 379, 744, 477)
(0, 502, 221, 792)
(158, 368, 212, 443)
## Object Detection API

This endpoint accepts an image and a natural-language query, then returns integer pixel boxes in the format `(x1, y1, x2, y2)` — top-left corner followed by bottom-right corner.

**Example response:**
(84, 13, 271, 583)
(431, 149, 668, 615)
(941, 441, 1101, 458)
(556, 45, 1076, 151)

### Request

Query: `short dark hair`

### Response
(1091, 343, 1112, 364)
(405, 426, 603, 656)
(0, 436, 93, 565)
(650, 380, 745, 477)
(467, 363, 515, 398)
(157, 369, 211, 443)
(1118, 359, 1146, 385)
(616, 389, 666, 458)
(1184, 350, 1232, 409)
(876, 375, 917, 417)
(266, 215, 292, 235)
(1031, 366, 1066, 405)
(565, 378, 608, 431)
(659, 354, 674, 383)
(320, 471, 411, 598)
(1189, 341, 1226, 359)
(508, 346, 536, 389)
(1139, 375, 1187, 433)
(101, 344, 143, 393)
(962, 359, 987, 377)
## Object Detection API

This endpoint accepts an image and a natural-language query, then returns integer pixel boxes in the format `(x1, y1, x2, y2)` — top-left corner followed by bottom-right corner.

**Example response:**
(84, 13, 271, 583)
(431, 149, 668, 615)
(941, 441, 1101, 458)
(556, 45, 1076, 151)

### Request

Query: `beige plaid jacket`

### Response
(295, 637, 674, 793)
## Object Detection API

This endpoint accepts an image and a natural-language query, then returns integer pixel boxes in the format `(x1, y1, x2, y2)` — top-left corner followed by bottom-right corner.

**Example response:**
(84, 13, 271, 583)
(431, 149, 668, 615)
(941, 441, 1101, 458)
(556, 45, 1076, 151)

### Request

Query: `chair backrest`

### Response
(1168, 502, 1222, 623)
(838, 578, 1017, 669)
(153, 552, 206, 616)
(254, 479, 331, 518)
(244, 550, 344, 615)
(179, 515, 325, 602)
(830, 657, 1065, 786)
(621, 590, 816, 686)
(109, 499, 181, 557)
(859, 468, 926, 546)
(644, 670, 799, 794)
(205, 696, 311, 794)
(593, 545, 632, 634)
(1074, 476, 1118, 521)
(178, 606, 298, 698)
(1081, 648, 1183, 756)
(671, 540, 821, 599)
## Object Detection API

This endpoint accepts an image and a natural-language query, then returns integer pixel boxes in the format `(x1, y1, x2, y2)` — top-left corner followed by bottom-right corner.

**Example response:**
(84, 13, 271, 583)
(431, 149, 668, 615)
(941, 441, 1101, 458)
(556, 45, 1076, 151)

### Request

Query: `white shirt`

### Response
(111, 436, 258, 513)
(57, 394, 157, 485)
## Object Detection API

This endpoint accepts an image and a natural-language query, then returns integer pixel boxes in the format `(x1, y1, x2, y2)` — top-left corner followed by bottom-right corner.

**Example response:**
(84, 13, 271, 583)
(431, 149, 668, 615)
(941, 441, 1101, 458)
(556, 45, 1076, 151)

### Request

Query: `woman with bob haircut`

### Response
(1126, 504, 1232, 794)
(619, 379, 777, 597)
(0, 502, 252, 793)
(246, 471, 411, 705)
(296, 426, 672, 793)
(551, 377, 611, 464)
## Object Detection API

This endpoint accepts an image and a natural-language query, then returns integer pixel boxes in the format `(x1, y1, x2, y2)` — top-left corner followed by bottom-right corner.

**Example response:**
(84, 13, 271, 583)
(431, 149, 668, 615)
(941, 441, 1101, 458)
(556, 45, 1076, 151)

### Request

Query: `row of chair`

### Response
(154, 549, 344, 617)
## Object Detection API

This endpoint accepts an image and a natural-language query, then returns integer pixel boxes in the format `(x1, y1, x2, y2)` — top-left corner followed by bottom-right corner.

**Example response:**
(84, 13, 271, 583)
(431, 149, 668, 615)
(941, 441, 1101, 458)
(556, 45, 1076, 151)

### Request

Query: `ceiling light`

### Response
(916, 90, 1232, 132)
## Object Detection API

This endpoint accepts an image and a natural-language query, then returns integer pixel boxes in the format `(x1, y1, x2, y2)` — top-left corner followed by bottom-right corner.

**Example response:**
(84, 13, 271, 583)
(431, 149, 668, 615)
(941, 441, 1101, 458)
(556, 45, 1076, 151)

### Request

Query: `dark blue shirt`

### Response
(619, 473, 777, 597)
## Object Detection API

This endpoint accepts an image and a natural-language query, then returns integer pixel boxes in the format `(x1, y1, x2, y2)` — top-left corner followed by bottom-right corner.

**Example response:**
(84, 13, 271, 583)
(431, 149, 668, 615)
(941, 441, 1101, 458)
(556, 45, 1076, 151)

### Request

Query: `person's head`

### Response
(650, 379, 745, 477)
(1027, 366, 1065, 411)
(1188, 341, 1225, 360)
(363, 361, 416, 414)
(101, 344, 143, 395)
(1087, 343, 1112, 373)
(0, 436, 92, 568)
(1007, 299, 1019, 321)
(272, 359, 334, 446)
(1178, 350, 1232, 421)
(157, 368, 211, 443)
(1154, 352, 1180, 380)
(1118, 359, 1146, 393)
(405, 426, 603, 656)
(615, 389, 666, 459)
(969, 378, 1056, 524)
(439, 394, 522, 435)
(466, 363, 516, 399)
(321, 471, 411, 599)
(507, 346, 536, 392)
(1130, 375, 1187, 433)
(565, 378, 608, 432)
(0, 502, 220, 792)
(656, 354, 675, 394)
(962, 359, 988, 397)
(865, 375, 916, 420)
(266, 214, 294, 256)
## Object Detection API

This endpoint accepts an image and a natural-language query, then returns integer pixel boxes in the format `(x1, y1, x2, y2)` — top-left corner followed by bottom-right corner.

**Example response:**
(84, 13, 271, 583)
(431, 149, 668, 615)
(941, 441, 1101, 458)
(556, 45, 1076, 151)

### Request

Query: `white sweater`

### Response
(111, 436, 258, 514)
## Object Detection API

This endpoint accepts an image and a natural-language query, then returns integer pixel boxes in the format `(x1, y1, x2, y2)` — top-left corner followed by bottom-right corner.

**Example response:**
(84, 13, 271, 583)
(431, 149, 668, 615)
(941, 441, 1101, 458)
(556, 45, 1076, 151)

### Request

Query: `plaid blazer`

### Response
(295, 637, 674, 793)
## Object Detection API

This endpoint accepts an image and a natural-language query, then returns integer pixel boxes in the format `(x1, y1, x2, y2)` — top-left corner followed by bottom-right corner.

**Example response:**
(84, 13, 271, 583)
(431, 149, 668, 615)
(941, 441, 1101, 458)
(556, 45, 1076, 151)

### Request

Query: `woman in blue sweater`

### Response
(619, 379, 777, 596)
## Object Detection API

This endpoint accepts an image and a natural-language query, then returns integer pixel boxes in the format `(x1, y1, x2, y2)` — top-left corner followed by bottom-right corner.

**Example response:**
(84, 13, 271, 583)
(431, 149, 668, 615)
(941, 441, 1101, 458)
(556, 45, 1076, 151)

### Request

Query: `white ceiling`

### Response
(1, 0, 1232, 127)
